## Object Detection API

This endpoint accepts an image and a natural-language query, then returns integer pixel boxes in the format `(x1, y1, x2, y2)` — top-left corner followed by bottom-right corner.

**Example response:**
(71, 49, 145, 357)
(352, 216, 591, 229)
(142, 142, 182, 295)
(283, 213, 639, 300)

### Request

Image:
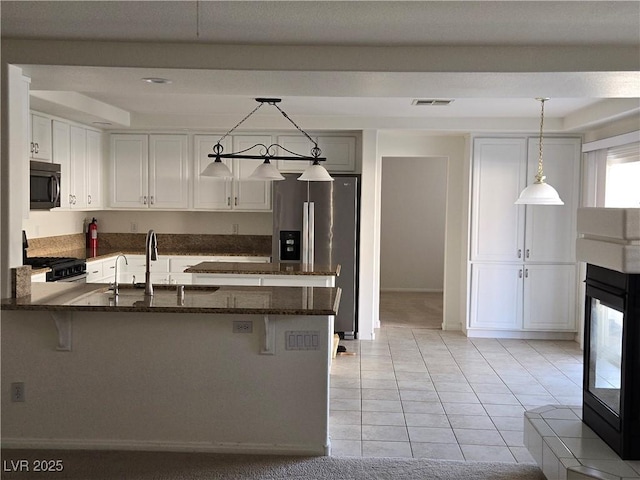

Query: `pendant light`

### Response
(200, 98, 333, 182)
(515, 98, 564, 205)
(200, 143, 233, 178)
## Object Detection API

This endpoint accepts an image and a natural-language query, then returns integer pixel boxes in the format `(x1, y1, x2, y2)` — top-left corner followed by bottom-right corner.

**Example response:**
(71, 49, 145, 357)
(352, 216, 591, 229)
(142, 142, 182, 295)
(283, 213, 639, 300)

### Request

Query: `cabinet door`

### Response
(110, 134, 148, 208)
(86, 259, 105, 283)
(232, 135, 271, 210)
(469, 263, 523, 330)
(524, 138, 580, 263)
(193, 135, 232, 210)
(149, 134, 189, 209)
(69, 126, 87, 208)
(523, 264, 576, 331)
(31, 113, 52, 161)
(52, 120, 71, 209)
(275, 135, 314, 172)
(471, 138, 527, 262)
(86, 129, 102, 209)
(318, 136, 356, 172)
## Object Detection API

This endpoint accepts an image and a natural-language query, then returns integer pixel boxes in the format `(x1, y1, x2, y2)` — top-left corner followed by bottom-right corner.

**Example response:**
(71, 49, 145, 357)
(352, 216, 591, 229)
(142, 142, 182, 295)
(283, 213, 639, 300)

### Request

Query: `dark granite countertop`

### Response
(1, 283, 341, 316)
(185, 262, 340, 276)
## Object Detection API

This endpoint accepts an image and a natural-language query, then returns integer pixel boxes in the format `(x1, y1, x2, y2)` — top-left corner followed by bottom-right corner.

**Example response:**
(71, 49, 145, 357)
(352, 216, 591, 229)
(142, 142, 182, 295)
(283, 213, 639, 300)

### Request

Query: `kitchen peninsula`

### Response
(1, 282, 340, 455)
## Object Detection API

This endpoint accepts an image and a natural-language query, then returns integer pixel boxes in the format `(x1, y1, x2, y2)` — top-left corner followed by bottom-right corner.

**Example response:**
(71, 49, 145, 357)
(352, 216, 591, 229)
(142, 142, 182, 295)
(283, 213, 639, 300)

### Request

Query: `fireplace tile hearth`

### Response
(525, 405, 640, 480)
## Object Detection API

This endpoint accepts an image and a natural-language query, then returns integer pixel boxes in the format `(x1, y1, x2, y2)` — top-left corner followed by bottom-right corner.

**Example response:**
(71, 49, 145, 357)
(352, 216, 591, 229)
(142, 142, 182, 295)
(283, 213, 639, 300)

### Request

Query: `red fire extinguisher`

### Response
(88, 217, 98, 256)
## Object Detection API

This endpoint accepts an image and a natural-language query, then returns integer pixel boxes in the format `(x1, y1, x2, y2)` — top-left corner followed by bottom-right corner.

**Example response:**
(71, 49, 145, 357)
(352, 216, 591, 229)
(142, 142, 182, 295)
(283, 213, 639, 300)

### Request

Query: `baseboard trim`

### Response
(465, 329, 577, 340)
(0, 438, 327, 456)
(380, 288, 443, 293)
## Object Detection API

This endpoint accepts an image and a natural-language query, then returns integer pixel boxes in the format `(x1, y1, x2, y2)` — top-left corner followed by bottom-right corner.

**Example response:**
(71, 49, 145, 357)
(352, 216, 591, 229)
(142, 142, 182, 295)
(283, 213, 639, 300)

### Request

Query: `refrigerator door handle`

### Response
(303, 202, 309, 265)
(308, 202, 315, 267)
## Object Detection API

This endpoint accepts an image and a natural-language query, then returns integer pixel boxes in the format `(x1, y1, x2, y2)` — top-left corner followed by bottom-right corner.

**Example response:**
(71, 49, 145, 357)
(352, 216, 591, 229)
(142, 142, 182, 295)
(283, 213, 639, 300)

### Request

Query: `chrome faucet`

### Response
(112, 254, 128, 296)
(145, 229, 158, 296)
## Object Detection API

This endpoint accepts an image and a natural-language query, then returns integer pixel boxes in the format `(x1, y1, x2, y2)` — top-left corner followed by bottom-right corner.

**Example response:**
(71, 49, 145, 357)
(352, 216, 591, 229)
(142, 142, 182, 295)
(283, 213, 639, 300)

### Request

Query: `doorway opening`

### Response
(379, 156, 448, 329)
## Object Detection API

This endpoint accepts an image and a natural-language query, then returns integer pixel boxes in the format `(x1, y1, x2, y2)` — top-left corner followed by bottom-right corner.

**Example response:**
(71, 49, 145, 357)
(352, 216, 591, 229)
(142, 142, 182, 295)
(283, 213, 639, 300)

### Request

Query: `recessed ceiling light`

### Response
(412, 99, 454, 106)
(142, 77, 172, 85)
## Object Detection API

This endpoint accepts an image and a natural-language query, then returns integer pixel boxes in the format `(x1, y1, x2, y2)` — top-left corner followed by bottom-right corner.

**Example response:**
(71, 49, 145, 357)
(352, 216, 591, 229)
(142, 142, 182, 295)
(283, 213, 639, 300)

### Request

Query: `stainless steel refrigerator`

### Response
(272, 174, 360, 339)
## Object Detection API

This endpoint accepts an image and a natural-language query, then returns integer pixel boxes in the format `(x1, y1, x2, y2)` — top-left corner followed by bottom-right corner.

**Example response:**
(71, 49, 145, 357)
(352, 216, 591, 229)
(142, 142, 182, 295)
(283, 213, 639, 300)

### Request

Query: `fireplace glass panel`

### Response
(588, 298, 623, 415)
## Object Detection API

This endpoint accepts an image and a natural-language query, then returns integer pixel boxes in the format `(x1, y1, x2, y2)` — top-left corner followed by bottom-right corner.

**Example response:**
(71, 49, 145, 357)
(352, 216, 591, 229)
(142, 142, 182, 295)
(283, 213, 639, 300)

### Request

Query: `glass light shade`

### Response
(249, 161, 285, 181)
(297, 163, 334, 182)
(201, 159, 232, 178)
(515, 181, 564, 205)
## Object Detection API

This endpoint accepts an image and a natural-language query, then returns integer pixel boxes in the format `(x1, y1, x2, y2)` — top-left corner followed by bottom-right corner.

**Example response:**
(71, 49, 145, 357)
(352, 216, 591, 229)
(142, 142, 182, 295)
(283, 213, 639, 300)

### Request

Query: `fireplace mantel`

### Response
(577, 208, 640, 274)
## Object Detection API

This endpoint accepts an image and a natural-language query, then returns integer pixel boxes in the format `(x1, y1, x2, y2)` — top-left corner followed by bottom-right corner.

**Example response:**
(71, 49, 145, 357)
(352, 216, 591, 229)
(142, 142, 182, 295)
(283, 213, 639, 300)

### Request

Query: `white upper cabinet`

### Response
(110, 134, 188, 209)
(471, 138, 527, 262)
(30, 113, 52, 162)
(110, 134, 148, 208)
(52, 120, 103, 210)
(232, 135, 271, 211)
(193, 135, 232, 209)
(276, 135, 356, 173)
(69, 125, 88, 209)
(149, 134, 189, 209)
(86, 129, 102, 209)
(471, 137, 580, 264)
(523, 137, 581, 263)
(192, 134, 271, 211)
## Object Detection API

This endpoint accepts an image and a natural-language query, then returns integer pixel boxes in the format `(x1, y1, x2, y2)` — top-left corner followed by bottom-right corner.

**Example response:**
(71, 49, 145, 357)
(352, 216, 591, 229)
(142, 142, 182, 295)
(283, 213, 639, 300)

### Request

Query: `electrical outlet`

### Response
(232, 320, 253, 333)
(232, 224, 239, 235)
(131, 222, 138, 233)
(11, 382, 25, 402)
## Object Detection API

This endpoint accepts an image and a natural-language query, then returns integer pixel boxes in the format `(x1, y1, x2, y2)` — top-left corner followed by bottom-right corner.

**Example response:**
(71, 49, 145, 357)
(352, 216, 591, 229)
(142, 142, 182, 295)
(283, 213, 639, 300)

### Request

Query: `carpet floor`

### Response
(0, 449, 545, 480)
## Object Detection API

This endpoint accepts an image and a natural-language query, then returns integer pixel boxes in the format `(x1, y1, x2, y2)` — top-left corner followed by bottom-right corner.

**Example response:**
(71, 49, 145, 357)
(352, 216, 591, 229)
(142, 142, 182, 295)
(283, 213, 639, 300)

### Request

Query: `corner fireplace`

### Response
(583, 263, 640, 460)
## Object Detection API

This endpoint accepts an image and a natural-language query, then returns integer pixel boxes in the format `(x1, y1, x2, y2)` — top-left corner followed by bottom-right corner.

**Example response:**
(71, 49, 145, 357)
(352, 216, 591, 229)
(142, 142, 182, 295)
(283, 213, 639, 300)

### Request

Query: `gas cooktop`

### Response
(24, 256, 87, 282)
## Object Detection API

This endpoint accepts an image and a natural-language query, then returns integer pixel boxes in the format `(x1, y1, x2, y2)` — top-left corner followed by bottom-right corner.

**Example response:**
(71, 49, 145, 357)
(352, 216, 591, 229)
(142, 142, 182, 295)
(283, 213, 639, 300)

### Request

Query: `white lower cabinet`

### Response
(31, 272, 47, 283)
(523, 264, 576, 331)
(86, 258, 116, 284)
(96, 255, 270, 285)
(470, 263, 576, 333)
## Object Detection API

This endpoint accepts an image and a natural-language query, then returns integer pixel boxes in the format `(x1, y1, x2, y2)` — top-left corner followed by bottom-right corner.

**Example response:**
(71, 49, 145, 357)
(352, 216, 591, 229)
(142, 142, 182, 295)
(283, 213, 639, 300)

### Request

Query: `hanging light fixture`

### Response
(515, 98, 564, 205)
(200, 98, 333, 182)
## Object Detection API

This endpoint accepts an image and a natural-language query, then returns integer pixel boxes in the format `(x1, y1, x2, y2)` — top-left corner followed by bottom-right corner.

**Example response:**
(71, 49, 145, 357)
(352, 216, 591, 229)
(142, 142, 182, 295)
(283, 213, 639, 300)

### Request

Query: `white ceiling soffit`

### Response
(4, 1, 639, 131)
(2, 1, 640, 46)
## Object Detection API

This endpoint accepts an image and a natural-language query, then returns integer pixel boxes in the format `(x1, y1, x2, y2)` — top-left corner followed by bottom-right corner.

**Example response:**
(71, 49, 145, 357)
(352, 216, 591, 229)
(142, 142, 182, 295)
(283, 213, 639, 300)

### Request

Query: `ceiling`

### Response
(2, 1, 640, 132)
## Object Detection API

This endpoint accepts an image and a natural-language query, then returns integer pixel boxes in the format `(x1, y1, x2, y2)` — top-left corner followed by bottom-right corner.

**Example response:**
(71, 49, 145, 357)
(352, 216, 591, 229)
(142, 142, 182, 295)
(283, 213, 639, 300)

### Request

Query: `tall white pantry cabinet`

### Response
(469, 137, 581, 338)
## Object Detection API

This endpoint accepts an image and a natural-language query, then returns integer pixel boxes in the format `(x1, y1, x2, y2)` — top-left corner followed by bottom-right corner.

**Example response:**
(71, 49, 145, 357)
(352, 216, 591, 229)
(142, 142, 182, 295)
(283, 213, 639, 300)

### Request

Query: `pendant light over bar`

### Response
(515, 98, 564, 205)
(200, 98, 333, 182)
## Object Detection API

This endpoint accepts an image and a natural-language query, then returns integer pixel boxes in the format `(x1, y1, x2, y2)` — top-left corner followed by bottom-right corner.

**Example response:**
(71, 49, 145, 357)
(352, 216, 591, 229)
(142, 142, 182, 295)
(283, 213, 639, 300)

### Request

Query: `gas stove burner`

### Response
(25, 256, 87, 282)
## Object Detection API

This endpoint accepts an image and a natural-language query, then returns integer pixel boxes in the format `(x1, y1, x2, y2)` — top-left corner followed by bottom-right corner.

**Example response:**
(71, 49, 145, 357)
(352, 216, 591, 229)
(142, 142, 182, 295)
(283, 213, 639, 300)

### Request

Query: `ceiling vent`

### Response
(412, 99, 454, 106)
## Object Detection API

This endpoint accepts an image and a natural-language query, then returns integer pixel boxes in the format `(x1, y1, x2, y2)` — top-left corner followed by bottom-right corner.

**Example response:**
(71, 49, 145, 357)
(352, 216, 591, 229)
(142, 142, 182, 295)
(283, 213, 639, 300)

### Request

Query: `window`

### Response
(605, 142, 640, 207)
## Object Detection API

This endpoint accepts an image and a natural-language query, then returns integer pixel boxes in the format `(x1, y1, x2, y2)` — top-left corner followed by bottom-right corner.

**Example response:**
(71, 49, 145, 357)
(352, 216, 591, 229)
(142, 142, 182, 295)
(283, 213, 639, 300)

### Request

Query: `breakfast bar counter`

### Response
(1, 282, 339, 456)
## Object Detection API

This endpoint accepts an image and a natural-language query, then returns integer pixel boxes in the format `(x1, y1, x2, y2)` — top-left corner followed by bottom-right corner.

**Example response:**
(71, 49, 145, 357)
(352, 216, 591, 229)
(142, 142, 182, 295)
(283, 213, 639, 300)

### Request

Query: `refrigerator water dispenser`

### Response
(279, 231, 301, 261)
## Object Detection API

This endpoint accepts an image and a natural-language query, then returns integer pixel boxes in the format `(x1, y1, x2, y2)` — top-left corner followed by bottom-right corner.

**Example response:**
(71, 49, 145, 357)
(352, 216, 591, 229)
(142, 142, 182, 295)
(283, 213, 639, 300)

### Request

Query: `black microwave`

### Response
(30, 160, 61, 210)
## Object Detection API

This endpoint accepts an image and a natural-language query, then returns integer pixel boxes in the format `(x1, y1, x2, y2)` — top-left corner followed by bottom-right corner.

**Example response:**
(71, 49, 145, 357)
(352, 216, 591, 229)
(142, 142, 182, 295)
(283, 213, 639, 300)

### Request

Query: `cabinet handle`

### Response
(30, 142, 35, 154)
(143, 196, 147, 205)
(519, 269, 523, 278)
(150, 196, 155, 205)
(526, 249, 530, 259)
(234, 196, 238, 206)
(34, 143, 39, 154)
(227, 197, 231, 206)
(525, 268, 529, 278)
(69, 194, 73, 204)
(88, 194, 92, 205)
(517, 249, 522, 258)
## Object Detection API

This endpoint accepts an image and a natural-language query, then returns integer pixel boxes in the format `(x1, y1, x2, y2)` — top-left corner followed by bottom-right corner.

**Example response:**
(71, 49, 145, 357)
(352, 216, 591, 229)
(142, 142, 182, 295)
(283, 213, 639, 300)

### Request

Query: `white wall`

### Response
(2, 310, 332, 454)
(22, 210, 272, 239)
(380, 156, 447, 292)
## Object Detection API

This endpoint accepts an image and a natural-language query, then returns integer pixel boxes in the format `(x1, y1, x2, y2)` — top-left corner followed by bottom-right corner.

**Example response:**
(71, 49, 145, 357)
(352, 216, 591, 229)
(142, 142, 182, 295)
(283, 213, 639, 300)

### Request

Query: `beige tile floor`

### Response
(330, 292, 584, 462)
